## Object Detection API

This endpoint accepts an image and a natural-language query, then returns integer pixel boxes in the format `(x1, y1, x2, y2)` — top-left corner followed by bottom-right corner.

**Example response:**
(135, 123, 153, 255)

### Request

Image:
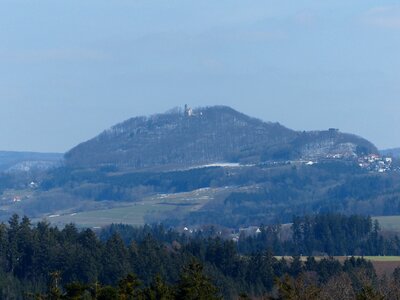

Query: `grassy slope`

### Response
(41, 187, 232, 228)
(45, 203, 175, 228)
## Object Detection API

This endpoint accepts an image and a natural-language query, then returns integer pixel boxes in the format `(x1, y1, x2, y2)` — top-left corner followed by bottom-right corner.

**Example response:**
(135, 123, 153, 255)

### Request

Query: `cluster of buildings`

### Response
(181, 225, 263, 243)
(358, 154, 393, 173)
(303, 148, 397, 174)
(0, 181, 38, 205)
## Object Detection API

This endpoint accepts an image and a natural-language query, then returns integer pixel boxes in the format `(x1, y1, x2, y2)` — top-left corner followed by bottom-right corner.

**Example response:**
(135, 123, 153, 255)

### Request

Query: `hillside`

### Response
(381, 148, 400, 159)
(0, 106, 383, 227)
(65, 106, 378, 170)
(0, 151, 63, 172)
(38, 160, 400, 228)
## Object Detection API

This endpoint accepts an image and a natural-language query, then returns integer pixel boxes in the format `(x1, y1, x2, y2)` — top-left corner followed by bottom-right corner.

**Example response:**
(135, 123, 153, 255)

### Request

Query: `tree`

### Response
(101, 234, 129, 285)
(145, 274, 175, 300)
(63, 282, 88, 300)
(176, 261, 220, 300)
(118, 273, 143, 300)
(275, 273, 320, 300)
(97, 286, 118, 300)
(47, 271, 62, 300)
(319, 273, 355, 300)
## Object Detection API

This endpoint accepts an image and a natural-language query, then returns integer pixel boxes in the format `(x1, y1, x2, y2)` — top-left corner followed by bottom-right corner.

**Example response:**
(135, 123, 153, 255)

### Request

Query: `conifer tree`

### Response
(176, 261, 220, 300)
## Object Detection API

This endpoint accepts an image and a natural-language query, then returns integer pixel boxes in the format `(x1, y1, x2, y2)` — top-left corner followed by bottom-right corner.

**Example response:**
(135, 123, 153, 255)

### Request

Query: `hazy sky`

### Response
(1, 1, 400, 152)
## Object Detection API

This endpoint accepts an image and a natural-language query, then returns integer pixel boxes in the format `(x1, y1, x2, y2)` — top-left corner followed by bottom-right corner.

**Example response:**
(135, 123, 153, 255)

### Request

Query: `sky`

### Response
(1, 1, 400, 152)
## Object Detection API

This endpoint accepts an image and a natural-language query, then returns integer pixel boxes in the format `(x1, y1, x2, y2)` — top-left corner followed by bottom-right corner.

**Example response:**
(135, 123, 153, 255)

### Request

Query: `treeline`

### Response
(26, 261, 221, 300)
(17, 257, 398, 300)
(1, 214, 400, 299)
(238, 213, 400, 256)
(103, 214, 400, 257)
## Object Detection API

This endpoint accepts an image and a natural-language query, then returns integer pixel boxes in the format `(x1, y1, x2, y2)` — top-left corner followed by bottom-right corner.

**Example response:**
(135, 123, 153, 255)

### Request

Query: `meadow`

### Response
(42, 187, 231, 228)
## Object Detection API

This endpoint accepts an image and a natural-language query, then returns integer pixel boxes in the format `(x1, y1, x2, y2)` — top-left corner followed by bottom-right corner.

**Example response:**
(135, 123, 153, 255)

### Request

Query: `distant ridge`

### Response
(381, 148, 400, 158)
(65, 105, 378, 170)
(0, 151, 63, 172)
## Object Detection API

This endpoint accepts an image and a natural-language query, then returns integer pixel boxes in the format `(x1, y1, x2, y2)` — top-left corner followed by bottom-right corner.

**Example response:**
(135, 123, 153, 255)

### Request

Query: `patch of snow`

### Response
(175, 162, 254, 172)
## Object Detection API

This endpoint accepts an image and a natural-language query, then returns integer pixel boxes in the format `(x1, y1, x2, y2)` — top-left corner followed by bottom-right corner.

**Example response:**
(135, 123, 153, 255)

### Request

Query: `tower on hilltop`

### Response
(184, 104, 193, 117)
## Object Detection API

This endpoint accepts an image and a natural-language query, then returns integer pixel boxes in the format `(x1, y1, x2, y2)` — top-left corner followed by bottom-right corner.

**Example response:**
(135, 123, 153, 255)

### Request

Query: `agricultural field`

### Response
(362, 256, 400, 276)
(374, 215, 400, 232)
(362, 256, 400, 262)
(43, 202, 175, 228)
(275, 256, 400, 262)
(41, 186, 232, 228)
(275, 256, 400, 276)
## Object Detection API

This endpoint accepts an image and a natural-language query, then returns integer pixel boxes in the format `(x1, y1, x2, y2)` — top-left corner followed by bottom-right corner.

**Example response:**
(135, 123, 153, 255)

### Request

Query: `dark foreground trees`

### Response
(26, 261, 220, 300)
(1, 214, 400, 299)
(24, 263, 400, 300)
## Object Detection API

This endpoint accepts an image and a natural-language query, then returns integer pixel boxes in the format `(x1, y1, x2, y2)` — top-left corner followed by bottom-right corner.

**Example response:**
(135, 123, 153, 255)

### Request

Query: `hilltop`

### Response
(1, 106, 390, 228)
(65, 105, 377, 170)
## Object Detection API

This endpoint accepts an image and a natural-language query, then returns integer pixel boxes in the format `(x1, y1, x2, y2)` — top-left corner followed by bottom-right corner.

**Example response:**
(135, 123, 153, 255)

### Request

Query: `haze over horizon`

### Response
(1, 1, 400, 152)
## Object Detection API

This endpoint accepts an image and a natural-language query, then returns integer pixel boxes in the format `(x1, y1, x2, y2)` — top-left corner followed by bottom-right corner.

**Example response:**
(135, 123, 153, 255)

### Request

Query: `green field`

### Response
(362, 256, 400, 262)
(45, 202, 175, 228)
(274, 256, 400, 262)
(374, 215, 400, 232)
(42, 187, 232, 228)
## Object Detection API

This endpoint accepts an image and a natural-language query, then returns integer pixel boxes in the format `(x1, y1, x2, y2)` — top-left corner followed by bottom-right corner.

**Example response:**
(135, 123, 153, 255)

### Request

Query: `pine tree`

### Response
(176, 261, 221, 300)
(118, 273, 143, 300)
(145, 274, 175, 300)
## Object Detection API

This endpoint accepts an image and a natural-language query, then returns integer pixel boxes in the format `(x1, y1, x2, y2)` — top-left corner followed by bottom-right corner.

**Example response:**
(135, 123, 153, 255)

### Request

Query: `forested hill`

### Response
(65, 106, 378, 170)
